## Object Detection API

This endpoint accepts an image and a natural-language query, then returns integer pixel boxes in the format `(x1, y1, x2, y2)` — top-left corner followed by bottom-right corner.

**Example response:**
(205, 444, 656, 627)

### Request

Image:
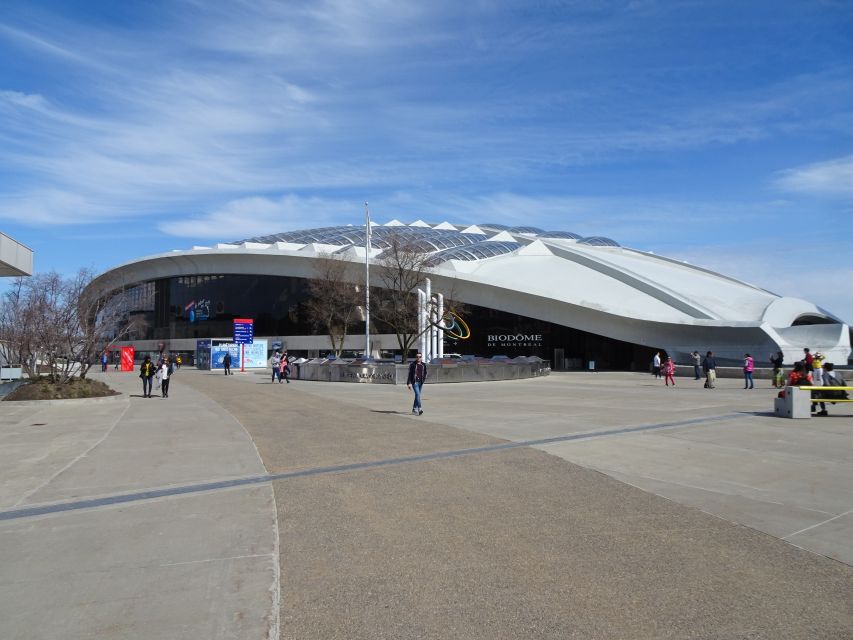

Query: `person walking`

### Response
(160, 357, 172, 398)
(691, 351, 701, 380)
(139, 355, 155, 398)
(271, 351, 281, 383)
(702, 351, 717, 389)
(176, 354, 182, 370)
(652, 352, 662, 378)
(223, 352, 232, 375)
(663, 357, 676, 386)
(407, 353, 428, 415)
(812, 352, 825, 389)
(814, 363, 849, 416)
(743, 353, 755, 389)
(803, 348, 814, 373)
(770, 351, 784, 388)
(279, 352, 290, 383)
(101, 352, 109, 372)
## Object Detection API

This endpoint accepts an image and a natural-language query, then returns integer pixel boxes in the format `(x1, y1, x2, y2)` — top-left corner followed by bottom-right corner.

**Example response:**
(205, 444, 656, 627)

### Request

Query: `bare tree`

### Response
(303, 253, 363, 357)
(0, 269, 136, 382)
(371, 231, 435, 362)
(0, 277, 38, 375)
(76, 270, 139, 378)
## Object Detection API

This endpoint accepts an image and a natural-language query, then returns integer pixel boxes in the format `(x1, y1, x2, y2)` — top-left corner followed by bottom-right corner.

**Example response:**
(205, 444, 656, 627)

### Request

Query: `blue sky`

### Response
(1, 1, 851, 321)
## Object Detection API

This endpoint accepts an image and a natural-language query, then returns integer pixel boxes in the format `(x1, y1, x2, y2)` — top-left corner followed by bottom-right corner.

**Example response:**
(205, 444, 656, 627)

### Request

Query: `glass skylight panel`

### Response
(233, 224, 488, 252)
(579, 236, 620, 247)
(541, 231, 582, 239)
(507, 226, 545, 234)
(426, 240, 520, 264)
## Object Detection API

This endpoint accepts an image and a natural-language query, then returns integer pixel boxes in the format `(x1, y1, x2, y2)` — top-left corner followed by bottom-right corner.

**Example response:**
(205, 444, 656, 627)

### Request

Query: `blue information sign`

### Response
(233, 318, 254, 344)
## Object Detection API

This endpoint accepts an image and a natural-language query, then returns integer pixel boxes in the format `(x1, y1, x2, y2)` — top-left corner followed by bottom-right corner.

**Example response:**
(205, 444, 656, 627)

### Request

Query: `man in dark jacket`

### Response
(223, 352, 232, 375)
(701, 351, 717, 389)
(139, 355, 155, 397)
(406, 353, 428, 415)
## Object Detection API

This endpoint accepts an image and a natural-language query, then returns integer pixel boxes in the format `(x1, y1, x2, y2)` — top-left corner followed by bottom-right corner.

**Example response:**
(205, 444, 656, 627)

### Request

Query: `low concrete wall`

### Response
(295, 361, 550, 384)
(0, 380, 28, 400)
(703, 367, 849, 380)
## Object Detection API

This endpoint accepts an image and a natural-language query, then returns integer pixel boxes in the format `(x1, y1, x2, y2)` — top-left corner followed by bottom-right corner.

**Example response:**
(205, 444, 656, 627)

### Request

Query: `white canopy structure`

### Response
(0, 232, 32, 277)
(87, 221, 850, 366)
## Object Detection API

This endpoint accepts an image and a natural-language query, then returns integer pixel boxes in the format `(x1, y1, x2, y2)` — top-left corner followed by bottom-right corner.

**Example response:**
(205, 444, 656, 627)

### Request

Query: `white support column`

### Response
(425, 278, 432, 361)
(437, 293, 444, 358)
(417, 289, 425, 360)
(429, 296, 437, 362)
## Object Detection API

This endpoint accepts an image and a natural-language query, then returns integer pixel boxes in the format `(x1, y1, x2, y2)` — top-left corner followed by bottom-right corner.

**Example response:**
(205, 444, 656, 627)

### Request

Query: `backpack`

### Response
(820, 372, 849, 400)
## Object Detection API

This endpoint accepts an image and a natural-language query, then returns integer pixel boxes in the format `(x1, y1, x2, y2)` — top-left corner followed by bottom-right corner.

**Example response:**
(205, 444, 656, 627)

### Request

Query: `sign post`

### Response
(233, 318, 254, 373)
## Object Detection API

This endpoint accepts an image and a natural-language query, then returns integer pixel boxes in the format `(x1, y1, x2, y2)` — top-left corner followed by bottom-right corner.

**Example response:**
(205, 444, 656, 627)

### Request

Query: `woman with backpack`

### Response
(814, 363, 848, 416)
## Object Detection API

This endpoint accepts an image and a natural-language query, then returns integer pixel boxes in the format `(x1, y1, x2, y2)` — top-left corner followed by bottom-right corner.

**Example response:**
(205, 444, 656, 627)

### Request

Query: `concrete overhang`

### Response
(0, 232, 33, 277)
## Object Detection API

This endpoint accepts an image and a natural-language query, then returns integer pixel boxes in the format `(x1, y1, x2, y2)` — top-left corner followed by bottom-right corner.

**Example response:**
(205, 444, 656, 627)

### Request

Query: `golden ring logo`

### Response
(431, 310, 471, 340)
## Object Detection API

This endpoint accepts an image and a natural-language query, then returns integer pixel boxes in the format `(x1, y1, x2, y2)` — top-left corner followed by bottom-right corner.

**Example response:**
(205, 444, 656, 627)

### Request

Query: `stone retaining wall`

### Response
(295, 361, 551, 384)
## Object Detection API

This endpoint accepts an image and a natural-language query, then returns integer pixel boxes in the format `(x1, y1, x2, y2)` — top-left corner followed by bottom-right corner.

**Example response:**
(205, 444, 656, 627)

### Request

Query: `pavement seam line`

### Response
(0, 412, 743, 522)
(589, 470, 838, 517)
(159, 552, 276, 567)
(12, 398, 132, 508)
(187, 383, 282, 640)
(783, 507, 853, 540)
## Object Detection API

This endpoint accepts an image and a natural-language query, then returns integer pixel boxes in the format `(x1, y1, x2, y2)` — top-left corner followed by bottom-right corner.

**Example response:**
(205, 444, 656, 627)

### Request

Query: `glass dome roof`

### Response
(539, 230, 582, 239)
(232, 222, 619, 260)
(426, 241, 520, 265)
(578, 236, 620, 247)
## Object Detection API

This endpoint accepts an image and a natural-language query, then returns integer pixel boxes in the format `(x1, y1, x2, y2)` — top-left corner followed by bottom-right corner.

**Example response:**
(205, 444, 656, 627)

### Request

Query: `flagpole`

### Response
(364, 202, 371, 360)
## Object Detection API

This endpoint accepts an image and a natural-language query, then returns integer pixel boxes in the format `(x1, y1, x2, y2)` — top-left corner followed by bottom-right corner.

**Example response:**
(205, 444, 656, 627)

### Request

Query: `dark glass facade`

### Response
(453, 302, 657, 371)
(123, 275, 317, 341)
(120, 274, 657, 369)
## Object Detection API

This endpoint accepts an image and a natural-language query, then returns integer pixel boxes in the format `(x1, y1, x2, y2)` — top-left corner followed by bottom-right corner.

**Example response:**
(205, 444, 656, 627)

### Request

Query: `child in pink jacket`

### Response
(664, 357, 676, 387)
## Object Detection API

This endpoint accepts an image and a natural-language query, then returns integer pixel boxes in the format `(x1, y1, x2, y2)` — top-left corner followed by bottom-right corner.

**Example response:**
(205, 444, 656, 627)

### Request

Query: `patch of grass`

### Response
(3, 377, 120, 401)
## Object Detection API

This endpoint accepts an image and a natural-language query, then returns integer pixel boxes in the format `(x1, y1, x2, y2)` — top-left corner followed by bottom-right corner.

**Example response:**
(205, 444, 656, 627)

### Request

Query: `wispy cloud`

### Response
(775, 155, 853, 200)
(158, 194, 357, 239)
(0, 0, 851, 275)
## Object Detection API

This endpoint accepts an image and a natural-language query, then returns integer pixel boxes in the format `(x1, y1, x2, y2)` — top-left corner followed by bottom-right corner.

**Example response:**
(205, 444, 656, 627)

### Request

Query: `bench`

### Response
(774, 386, 853, 419)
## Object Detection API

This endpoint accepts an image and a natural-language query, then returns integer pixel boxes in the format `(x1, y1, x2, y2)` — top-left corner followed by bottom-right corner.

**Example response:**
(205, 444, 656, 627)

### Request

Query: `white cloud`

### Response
(158, 194, 357, 239)
(775, 155, 853, 199)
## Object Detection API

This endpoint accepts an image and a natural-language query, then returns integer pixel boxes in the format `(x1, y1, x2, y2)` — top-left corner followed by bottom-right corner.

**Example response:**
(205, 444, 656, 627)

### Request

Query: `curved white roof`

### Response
(90, 220, 850, 364)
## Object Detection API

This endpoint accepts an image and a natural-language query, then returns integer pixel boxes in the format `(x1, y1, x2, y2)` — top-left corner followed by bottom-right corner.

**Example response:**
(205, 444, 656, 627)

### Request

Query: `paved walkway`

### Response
(0, 372, 278, 640)
(1, 368, 851, 639)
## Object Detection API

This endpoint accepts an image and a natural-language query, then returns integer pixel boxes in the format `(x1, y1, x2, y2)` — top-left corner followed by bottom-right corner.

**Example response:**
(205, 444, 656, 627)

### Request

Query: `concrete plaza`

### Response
(1, 368, 851, 639)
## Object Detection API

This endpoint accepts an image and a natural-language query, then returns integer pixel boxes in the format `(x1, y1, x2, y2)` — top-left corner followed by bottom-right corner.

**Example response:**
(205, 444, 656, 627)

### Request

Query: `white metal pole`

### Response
(437, 293, 444, 358)
(364, 202, 371, 359)
(430, 296, 436, 362)
(424, 278, 432, 361)
(417, 289, 425, 360)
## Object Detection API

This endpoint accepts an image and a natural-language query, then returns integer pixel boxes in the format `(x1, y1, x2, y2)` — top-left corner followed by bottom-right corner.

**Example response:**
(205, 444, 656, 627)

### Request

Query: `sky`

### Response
(1, 0, 851, 322)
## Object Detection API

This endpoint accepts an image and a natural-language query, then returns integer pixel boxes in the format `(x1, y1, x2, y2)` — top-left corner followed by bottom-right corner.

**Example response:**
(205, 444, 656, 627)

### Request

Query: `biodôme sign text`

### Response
(487, 333, 543, 347)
